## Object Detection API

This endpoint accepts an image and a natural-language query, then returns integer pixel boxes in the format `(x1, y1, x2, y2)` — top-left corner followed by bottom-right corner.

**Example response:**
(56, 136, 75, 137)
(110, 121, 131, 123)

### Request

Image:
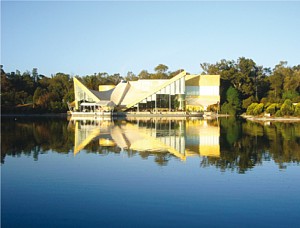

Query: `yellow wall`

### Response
(185, 74, 220, 86)
(185, 75, 220, 109)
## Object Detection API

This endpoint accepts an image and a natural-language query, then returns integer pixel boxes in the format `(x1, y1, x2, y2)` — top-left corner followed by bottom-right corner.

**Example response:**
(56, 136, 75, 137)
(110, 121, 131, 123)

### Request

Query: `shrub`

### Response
(246, 103, 258, 115)
(207, 103, 219, 112)
(280, 99, 294, 116)
(294, 103, 300, 116)
(265, 103, 277, 115)
(275, 110, 282, 117)
(264, 102, 271, 109)
(252, 103, 264, 116)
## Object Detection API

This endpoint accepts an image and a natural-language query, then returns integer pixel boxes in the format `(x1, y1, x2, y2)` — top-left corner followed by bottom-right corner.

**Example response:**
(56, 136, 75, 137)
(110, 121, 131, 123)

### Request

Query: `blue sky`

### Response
(1, 1, 300, 76)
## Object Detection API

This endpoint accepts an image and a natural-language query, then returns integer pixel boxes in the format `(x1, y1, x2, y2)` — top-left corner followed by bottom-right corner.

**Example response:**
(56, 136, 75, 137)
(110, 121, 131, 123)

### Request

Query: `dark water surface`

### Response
(1, 117, 300, 227)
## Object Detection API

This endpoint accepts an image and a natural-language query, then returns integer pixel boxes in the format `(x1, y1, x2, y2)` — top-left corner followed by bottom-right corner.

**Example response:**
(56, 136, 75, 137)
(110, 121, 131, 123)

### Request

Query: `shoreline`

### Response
(1, 113, 68, 117)
(241, 115, 300, 122)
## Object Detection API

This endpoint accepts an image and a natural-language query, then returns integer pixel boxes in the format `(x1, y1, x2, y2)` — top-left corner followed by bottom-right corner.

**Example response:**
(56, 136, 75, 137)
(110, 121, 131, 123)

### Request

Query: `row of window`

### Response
(186, 86, 219, 96)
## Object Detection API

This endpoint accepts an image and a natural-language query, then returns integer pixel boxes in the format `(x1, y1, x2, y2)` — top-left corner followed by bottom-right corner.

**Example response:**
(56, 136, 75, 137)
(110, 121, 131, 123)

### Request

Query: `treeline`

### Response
(1, 67, 74, 113)
(1, 58, 300, 114)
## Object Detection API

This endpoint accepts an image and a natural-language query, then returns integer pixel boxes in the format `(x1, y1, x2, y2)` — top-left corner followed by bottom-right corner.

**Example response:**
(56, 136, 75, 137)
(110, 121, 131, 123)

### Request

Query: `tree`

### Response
(153, 64, 169, 79)
(242, 96, 256, 109)
(32, 68, 38, 82)
(221, 86, 241, 115)
(236, 57, 257, 96)
(138, 70, 151, 79)
(125, 71, 138, 81)
(1, 70, 14, 105)
(200, 62, 219, 74)
(108, 73, 123, 85)
(282, 90, 299, 102)
(15, 91, 29, 104)
(154, 64, 168, 74)
(227, 86, 241, 109)
(221, 102, 236, 115)
(33, 87, 43, 107)
(169, 69, 184, 79)
(268, 61, 290, 100)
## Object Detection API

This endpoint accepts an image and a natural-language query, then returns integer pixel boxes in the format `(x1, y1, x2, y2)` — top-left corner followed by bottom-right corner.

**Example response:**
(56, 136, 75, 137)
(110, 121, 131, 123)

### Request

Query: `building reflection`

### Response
(185, 119, 220, 157)
(70, 117, 220, 160)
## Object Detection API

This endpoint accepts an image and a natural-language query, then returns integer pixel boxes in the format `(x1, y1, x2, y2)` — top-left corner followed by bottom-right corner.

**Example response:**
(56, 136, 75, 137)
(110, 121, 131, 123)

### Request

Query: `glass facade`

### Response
(186, 86, 200, 96)
(132, 77, 186, 112)
(75, 83, 96, 103)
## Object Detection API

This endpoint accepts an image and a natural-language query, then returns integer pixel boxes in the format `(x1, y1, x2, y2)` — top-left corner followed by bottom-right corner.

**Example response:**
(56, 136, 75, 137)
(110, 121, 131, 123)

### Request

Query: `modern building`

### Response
(70, 71, 220, 114)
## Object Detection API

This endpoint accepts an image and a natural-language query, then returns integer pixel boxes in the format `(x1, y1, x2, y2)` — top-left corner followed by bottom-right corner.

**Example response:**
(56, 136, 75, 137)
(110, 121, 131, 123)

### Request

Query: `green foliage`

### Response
(221, 102, 236, 115)
(282, 90, 299, 102)
(294, 103, 300, 116)
(125, 71, 138, 81)
(252, 103, 264, 116)
(275, 110, 282, 117)
(220, 117, 241, 145)
(242, 96, 256, 109)
(265, 103, 277, 115)
(246, 103, 258, 115)
(245, 102, 264, 116)
(138, 70, 151, 79)
(152, 64, 169, 79)
(225, 86, 241, 115)
(280, 99, 294, 116)
(154, 64, 169, 74)
(226, 86, 240, 107)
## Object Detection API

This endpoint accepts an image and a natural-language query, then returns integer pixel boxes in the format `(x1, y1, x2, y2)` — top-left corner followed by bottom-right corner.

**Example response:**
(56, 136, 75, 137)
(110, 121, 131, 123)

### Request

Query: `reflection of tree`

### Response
(220, 117, 242, 145)
(1, 117, 74, 163)
(203, 118, 300, 173)
(154, 153, 172, 166)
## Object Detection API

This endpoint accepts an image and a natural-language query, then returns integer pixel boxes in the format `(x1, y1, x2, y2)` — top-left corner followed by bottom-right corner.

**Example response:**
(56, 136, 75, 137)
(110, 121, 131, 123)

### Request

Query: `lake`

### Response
(1, 117, 300, 227)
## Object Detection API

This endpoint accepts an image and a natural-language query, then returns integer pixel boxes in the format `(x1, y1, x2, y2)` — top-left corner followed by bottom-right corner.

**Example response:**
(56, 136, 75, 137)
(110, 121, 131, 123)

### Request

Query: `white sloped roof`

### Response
(110, 82, 129, 105)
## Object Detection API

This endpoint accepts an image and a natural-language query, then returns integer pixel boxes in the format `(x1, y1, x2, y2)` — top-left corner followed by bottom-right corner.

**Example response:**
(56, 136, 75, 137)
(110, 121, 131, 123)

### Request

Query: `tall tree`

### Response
(153, 64, 169, 79)
(268, 61, 290, 101)
(125, 71, 138, 81)
(138, 70, 151, 79)
(154, 64, 169, 74)
(32, 68, 38, 82)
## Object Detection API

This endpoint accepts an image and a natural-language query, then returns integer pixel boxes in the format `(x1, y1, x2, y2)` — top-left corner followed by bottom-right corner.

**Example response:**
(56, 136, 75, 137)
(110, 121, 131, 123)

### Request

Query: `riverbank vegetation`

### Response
(1, 58, 299, 115)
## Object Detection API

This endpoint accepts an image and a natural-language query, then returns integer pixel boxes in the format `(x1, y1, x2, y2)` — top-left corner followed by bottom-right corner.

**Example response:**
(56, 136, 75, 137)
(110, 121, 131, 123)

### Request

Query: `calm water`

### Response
(1, 117, 300, 227)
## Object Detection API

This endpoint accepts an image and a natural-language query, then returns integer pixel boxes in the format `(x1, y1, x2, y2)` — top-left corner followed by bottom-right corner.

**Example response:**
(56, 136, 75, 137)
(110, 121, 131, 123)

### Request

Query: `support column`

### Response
(168, 94, 170, 111)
